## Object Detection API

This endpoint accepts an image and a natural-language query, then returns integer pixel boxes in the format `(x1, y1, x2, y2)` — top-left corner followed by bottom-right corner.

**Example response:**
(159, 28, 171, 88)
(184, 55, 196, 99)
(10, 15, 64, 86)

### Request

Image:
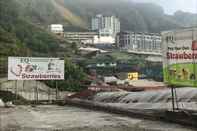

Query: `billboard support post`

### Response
(15, 80, 17, 101)
(48, 86, 50, 103)
(56, 81, 58, 100)
(36, 81, 38, 104)
(174, 87, 179, 109)
(22, 81, 25, 99)
(33, 81, 38, 105)
(171, 86, 175, 111)
(34, 85, 36, 104)
(169, 85, 179, 112)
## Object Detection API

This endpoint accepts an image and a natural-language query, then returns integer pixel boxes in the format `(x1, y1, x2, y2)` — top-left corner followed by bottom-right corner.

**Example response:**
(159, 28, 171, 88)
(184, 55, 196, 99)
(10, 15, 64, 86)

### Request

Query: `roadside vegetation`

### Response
(46, 58, 87, 92)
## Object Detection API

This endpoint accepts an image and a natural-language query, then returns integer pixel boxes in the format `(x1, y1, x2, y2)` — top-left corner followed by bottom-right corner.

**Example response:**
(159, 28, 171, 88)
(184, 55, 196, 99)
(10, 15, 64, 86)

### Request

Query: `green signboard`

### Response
(162, 28, 197, 87)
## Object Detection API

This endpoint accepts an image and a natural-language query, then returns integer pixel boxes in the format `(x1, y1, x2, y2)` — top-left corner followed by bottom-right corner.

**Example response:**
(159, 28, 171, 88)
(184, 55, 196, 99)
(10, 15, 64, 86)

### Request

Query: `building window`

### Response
(166, 35, 174, 43)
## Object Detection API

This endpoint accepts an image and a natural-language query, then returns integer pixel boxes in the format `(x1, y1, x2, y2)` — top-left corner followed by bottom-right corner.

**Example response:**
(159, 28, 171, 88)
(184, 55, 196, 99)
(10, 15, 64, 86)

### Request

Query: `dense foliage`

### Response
(0, 0, 67, 56)
(46, 59, 87, 92)
(79, 51, 163, 80)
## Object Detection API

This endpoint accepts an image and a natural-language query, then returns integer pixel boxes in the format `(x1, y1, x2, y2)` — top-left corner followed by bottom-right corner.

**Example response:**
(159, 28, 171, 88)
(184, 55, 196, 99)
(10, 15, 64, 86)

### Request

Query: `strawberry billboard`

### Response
(162, 28, 197, 87)
(8, 57, 64, 80)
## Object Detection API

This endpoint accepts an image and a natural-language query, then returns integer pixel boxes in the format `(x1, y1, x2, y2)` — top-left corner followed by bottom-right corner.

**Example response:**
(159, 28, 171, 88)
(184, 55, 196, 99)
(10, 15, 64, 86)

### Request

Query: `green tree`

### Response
(46, 58, 87, 92)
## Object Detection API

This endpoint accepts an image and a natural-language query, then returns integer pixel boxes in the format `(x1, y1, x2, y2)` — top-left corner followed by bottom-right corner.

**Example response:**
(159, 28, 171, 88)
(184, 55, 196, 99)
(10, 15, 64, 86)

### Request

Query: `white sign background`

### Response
(8, 57, 64, 80)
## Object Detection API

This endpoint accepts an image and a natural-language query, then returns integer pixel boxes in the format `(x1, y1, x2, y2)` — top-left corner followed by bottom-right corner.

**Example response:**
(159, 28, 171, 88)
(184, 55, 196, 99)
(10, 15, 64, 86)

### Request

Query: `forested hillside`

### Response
(0, 0, 76, 57)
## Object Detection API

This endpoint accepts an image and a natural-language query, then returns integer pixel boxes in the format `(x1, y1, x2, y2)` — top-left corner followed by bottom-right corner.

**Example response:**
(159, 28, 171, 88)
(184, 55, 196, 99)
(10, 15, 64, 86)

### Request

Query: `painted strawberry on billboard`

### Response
(11, 64, 22, 77)
(192, 40, 197, 50)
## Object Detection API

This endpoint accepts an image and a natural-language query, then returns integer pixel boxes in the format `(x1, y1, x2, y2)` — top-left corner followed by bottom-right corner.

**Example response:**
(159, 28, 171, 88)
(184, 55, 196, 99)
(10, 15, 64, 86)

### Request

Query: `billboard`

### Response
(162, 28, 197, 87)
(8, 57, 64, 80)
(128, 72, 138, 80)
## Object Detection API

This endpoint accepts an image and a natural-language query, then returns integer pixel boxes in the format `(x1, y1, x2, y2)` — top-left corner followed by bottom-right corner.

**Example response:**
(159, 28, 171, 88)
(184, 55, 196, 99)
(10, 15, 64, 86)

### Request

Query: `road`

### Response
(0, 105, 196, 131)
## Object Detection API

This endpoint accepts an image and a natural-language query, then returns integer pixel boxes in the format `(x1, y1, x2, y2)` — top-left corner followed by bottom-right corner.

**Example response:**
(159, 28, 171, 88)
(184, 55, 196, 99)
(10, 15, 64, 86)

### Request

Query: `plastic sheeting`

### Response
(0, 99, 5, 107)
(93, 88, 197, 103)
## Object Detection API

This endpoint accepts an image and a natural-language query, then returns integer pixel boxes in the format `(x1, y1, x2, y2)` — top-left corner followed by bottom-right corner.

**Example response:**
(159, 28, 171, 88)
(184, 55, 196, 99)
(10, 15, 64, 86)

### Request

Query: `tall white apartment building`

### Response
(91, 14, 120, 37)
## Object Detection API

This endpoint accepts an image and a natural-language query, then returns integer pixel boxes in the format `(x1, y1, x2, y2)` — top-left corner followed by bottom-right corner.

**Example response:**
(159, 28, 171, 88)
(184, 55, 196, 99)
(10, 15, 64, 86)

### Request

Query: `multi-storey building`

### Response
(91, 14, 103, 31)
(116, 31, 162, 53)
(64, 31, 98, 45)
(91, 14, 120, 37)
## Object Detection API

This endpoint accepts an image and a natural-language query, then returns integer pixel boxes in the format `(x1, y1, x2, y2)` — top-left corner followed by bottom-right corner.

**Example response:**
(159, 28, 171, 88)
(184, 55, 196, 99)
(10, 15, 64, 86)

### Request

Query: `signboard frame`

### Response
(8, 57, 64, 80)
(162, 28, 197, 87)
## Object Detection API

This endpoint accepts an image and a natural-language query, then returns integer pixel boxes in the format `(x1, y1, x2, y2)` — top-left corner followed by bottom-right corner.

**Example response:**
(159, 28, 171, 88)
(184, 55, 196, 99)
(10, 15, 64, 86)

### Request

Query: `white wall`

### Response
(50, 24, 64, 33)
(93, 35, 115, 44)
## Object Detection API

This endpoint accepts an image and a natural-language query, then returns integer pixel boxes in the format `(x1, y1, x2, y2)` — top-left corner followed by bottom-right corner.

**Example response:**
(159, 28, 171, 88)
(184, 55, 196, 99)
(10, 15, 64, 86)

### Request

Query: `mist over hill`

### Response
(3, 0, 196, 33)
(63, 0, 197, 33)
(172, 11, 197, 27)
(14, 0, 87, 29)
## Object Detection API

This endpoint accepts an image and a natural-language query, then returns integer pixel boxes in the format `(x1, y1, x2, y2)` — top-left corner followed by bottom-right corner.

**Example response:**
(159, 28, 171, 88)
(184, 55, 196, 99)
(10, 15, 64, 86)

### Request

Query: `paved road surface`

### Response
(0, 105, 196, 131)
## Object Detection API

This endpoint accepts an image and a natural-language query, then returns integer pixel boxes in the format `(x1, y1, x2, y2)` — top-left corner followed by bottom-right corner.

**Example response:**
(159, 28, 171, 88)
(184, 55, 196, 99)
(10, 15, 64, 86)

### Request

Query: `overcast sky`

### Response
(132, 0, 197, 14)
